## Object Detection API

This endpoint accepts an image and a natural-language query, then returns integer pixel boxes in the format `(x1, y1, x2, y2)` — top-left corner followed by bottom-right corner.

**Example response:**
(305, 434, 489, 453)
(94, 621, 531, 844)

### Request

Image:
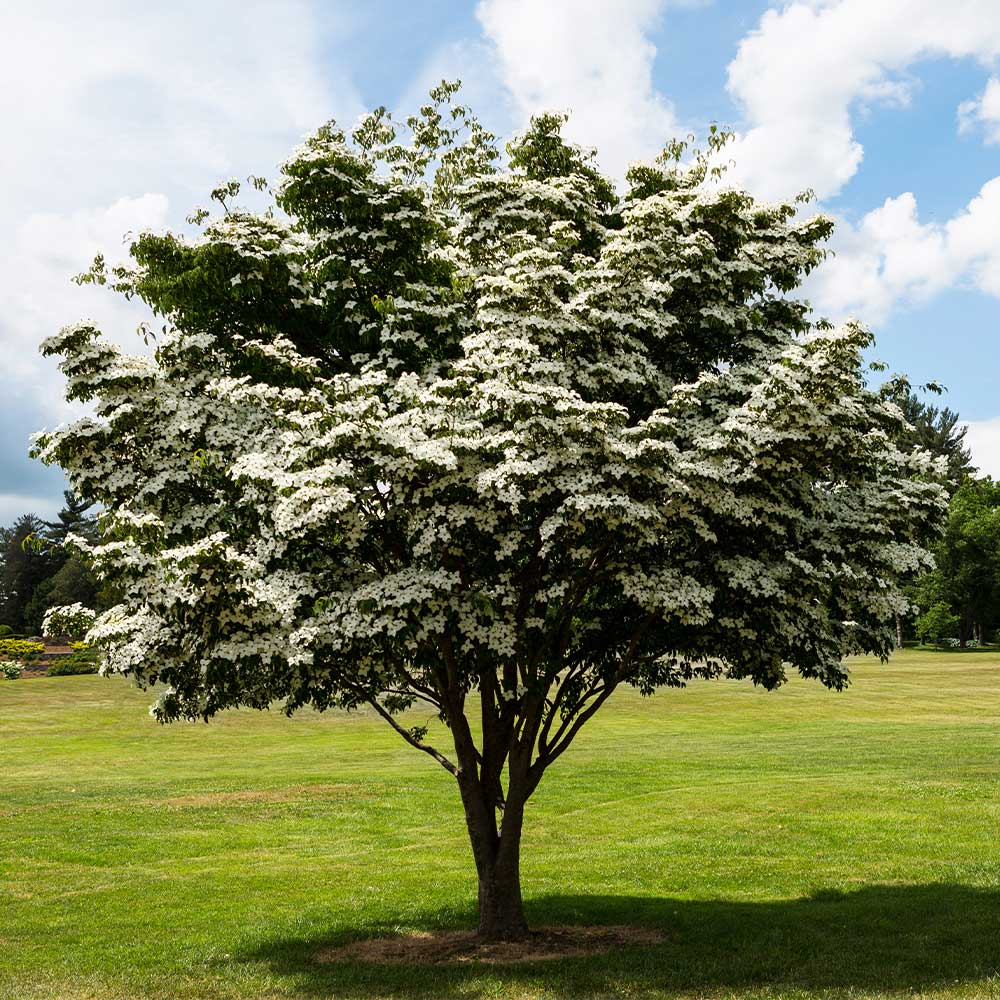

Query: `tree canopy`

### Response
(915, 477, 1000, 646)
(33, 84, 946, 939)
(883, 388, 974, 493)
(0, 513, 54, 632)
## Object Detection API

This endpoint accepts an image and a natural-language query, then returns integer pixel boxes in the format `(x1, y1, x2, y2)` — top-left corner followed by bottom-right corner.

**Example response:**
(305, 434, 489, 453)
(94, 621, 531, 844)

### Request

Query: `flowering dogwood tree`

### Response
(42, 603, 97, 640)
(34, 85, 945, 940)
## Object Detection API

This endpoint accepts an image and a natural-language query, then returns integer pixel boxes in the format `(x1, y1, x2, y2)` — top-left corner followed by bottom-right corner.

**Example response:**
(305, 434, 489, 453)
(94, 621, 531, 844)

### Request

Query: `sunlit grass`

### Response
(3, 648, 1000, 998)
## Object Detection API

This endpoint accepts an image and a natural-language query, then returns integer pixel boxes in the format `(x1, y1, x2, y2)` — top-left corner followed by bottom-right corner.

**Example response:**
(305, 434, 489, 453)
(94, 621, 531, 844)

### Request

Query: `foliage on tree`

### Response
(42, 603, 98, 640)
(883, 389, 974, 493)
(877, 388, 976, 644)
(915, 601, 961, 646)
(0, 492, 103, 633)
(44, 490, 99, 547)
(0, 513, 56, 632)
(43, 556, 102, 611)
(33, 85, 946, 939)
(915, 477, 1000, 646)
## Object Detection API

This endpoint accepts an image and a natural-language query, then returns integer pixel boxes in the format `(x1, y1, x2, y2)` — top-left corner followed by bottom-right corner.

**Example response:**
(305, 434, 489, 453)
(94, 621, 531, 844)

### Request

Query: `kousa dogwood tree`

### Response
(41, 603, 97, 640)
(34, 84, 945, 940)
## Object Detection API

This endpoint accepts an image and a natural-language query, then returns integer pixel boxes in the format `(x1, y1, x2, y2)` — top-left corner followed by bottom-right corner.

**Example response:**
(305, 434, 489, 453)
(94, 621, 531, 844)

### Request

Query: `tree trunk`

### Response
(444, 679, 537, 941)
(477, 849, 528, 940)
(456, 765, 530, 940)
(895, 615, 904, 650)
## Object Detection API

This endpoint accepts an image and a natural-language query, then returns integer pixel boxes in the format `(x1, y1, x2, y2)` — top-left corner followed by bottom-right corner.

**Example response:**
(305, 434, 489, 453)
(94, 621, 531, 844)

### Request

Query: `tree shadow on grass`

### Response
(241, 883, 1000, 997)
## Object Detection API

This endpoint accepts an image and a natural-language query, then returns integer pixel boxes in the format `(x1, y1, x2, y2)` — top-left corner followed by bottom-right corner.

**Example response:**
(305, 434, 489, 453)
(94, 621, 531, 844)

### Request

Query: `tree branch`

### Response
(367, 698, 457, 775)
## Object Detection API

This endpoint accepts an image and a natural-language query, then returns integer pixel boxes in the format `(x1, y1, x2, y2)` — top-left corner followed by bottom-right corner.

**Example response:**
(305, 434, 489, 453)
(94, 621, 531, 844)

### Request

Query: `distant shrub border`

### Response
(0, 639, 44, 661)
(48, 648, 99, 676)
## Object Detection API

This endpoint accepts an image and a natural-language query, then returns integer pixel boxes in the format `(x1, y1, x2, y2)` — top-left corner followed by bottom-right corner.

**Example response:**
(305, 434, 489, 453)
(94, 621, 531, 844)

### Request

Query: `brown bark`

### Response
(455, 764, 530, 939)
(475, 805, 528, 939)
(477, 861, 528, 939)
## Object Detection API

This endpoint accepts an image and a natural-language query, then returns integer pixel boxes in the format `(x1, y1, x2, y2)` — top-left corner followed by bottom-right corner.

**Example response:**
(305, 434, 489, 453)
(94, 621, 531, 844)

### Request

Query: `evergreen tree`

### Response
(43, 490, 98, 546)
(0, 493, 101, 632)
(890, 390, 974, 493)
(882, 388, 975, 645)
(0, 514, 55, 631)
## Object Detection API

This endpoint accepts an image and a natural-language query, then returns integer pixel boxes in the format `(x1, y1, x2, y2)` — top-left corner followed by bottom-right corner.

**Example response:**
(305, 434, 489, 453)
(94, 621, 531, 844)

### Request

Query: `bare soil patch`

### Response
(315, 925, 668, 965)
(17, 665, 49, 678)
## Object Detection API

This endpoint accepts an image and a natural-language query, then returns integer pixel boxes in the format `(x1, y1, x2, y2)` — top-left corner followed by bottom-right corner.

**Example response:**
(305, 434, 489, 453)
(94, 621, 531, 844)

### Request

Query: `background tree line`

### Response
(0, 491, 111, 635)
(889, 391, 999, 647)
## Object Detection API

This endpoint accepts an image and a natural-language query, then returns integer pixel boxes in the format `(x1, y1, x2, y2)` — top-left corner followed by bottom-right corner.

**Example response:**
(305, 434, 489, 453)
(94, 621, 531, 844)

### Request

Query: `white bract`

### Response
(41, 602, 97, 640)
(32, 86, 946, 939)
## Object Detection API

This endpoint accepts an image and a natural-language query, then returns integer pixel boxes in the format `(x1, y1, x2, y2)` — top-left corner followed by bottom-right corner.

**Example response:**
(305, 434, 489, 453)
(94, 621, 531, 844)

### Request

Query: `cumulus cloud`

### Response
(724, 0, 1000, 201)
(0, 1, 361, 515)
(964, 418, 1000, 480)
(807, 179, 1000, 322)
(958, 76, 1000, 145)
(475, 0, 683, 178)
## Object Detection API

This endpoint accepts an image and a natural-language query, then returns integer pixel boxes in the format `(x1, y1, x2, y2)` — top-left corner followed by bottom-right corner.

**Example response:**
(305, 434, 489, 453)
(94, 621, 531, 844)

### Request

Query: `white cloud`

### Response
(724, 0, 1000, 201)
(964, 417, 1000, 479)
(0, 1, 363, 511)
(396, 37, 515, 143)
(959, 76, 1000, 145)
(4, 195, 170, 382)
(0, 2, 358, 218)
(475, 0, 683, 178)
(808, 178, 1000, 322)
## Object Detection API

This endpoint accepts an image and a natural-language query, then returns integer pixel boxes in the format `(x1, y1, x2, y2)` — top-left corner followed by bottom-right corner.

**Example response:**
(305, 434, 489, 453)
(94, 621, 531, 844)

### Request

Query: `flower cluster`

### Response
(41, 603, 98, 640)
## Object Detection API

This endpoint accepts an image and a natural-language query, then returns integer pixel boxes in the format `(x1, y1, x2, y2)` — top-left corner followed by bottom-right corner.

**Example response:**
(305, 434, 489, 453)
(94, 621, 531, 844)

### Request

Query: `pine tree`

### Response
(891, 391, 973, 493)
(0, 514, 55, 631)
(43, 490, 97, 546)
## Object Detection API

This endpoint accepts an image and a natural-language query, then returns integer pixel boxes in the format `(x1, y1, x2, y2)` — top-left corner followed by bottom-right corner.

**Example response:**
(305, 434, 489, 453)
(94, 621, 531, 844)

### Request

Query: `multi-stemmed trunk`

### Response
(457, 767, 530, 940)
(450, 707, 536, 941)
(475, 820, 528, 939)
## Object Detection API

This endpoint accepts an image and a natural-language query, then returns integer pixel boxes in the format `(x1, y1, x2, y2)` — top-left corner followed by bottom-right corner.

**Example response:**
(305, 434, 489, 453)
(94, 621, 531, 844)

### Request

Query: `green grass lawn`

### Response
(3, 648, 1000, 999)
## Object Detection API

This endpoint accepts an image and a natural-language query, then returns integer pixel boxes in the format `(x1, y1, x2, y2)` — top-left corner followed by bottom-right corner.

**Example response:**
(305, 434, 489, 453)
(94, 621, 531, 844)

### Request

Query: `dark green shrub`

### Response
(48, 649, 99, 676)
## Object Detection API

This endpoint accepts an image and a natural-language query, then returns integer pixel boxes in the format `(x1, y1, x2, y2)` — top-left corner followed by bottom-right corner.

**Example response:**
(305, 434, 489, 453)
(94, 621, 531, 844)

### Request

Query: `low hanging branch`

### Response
(33, 82, 946, 941)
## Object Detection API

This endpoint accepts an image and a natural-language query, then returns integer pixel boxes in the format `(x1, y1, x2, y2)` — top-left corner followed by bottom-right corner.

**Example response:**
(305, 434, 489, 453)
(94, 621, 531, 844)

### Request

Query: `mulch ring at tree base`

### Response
(315, 925, 668, 965)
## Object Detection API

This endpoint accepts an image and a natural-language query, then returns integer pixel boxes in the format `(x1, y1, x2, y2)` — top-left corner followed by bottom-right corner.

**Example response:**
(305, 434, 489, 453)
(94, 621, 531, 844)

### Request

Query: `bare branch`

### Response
(367, 698, 457, 775)
(530, 681, 616, 780)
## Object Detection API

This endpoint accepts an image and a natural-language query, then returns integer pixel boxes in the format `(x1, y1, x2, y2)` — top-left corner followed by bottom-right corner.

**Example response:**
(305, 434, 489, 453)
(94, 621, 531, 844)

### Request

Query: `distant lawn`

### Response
(3, 648, 1000, 999)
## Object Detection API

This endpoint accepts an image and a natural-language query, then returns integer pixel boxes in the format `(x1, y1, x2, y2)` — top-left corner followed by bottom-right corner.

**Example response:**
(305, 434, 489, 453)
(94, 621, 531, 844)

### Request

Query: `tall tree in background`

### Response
(916, 478, 1000, 646)
(889, 390, 973, 493)
(34, 88, 944, 939)
(0, 492, 102, 632)
(0, 514, 55, 631)
(30, 492, 103, 629)
(43, 490, 98, 547)
(881, 387, 975, 646)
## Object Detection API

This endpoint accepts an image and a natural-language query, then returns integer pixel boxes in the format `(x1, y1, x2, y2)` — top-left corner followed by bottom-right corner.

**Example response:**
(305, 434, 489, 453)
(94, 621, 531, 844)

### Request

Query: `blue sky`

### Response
(2, 0, 999, 522)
